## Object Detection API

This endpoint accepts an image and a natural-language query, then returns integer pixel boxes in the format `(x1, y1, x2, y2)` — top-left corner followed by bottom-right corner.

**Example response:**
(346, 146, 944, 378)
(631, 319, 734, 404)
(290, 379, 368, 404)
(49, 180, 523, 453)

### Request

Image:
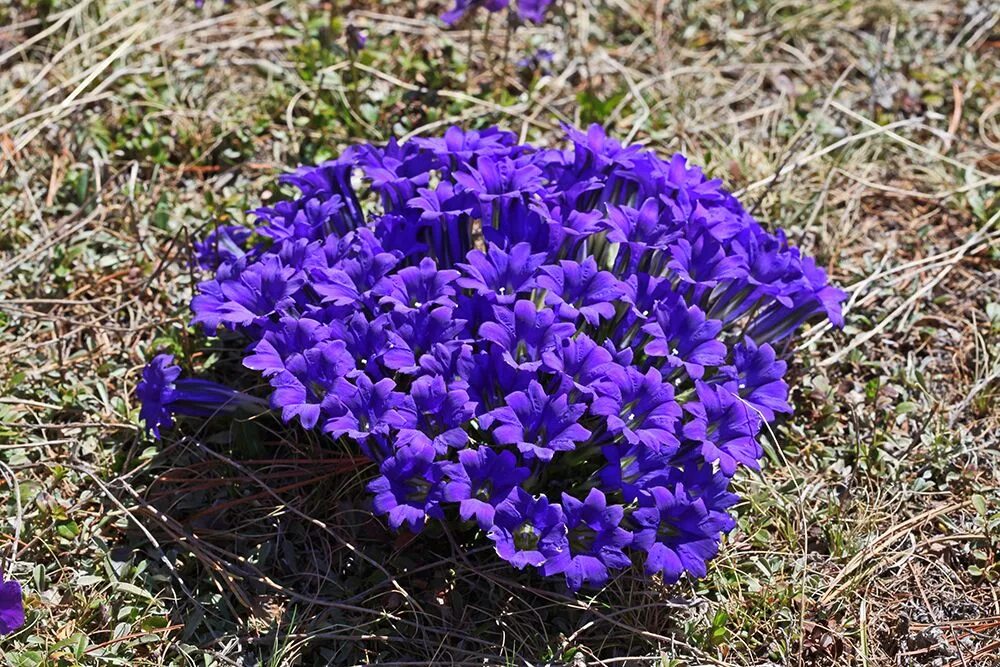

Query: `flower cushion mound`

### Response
(139, 124, 846, 591)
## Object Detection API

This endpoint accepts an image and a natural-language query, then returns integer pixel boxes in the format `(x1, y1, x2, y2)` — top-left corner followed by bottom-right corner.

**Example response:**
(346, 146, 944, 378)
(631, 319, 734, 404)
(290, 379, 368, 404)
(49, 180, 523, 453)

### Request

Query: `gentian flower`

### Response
(535, 257, 624, 326)
(398, 374, 476, 452)
(192, 224, 252, 271)
(682, 382, 763, 476)
(544, 489, 633, 589)
(720, 339, 791, 421)
(487, 488, 568, 569)
(266, 340, 355, 429)
(243, 317, 332, 378)
(215, 255, 304, 327)
(483, 380, 591, 462)
(456, 243, 546, 303)
(642, 292, 726, 379)
(137, 354, 261, 438)
(443, 447, 531, 528)
(515, 0, 552, 23)
(479, 301, 575, 372)
(373, 257, 460, 313)
(591, 367, 681, 453)
(0, 573, 24, 635)
(322, 375, 417, 453)
(541, 334, 621, 399)
(631, 481, 732, 582)
(369, 442, 444, 531)
(441, 0, 509, 26)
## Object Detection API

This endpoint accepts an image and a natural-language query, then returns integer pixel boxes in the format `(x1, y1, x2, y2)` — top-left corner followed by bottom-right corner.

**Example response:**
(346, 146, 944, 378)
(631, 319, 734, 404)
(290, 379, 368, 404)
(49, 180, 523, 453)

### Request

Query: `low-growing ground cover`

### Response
(0, 1, 998, 664)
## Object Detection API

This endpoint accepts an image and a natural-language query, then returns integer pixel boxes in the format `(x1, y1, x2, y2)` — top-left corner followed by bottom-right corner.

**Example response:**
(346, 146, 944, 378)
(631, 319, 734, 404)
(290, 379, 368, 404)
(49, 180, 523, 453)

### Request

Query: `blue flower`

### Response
(642, 292, 727, 379)
(682, 382, 763, 476)
(479, 301, 575, 372)
(720, 339, 791, 421)
(265, 340, 355, 429)
(397, 374, 476, 452)
(212, 255, 304, 328)
(591, 367, 681, 454)
(0, 574, 24, 635)
(456, 243, 546, 303)
(369, 442, 444, 531)
(487, 488, 568, 570)
(322, 374, 417, 455)
(630, 468, 737, 582)
(443, 447, 531, 529)
(373, 257, 460, 313)
(535, 257, 624, 326)
(192, 224, 253, 271)
(545, 489, 633, 590)
(483, 380, 591, 462)
(137, 354, 259, 438)
(541, 334, 620, 399)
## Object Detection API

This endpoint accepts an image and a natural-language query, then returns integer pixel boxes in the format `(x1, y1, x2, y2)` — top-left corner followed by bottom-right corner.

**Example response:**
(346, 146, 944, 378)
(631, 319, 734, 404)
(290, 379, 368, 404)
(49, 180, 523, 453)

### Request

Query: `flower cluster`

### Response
(139, 124, 845, 590)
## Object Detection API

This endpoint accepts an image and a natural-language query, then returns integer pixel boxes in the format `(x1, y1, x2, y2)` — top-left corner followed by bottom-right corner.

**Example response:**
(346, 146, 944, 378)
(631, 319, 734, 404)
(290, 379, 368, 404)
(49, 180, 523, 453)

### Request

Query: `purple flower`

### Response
(515, 0, 552, 23)
(357, 139, 432, 210)
(667, 234, 747, 287)
(328, 312, 416, 374)
(544, 489, 633, 590)
(479, 301, 575, 372)
(642, 292, 727, 379)
(369, 442, 444, 531)
(631, 480, 732, 582)
(346, 25, 367, 52)
(441, 0, 509, 25)
(487, 488, 568, 569)
(535, 257, 624, 326)
(541, 334, 620, 399)
(193, 224, 252, 271)
(720, 339, 790, 421)
(322, 374, 417, 453)
(453, 156, 544, 205)
(373, 257, 460, 313)
(483, 380, 591, 462)
(591, 367, 681, 454)
(0, 574, 24, 635)
(137, 354, 259, 438)
(566, 123, 645, 174)
(603, 198, 669, 256)
(682, 382, 763, 476)
(397, 374, 476, 452)
(443, 448, 531, 528)
(456, 243, 546, 303)
(624, 465, 737, 579)
(213, 255, 304, 327)
(413, 126, 521, 166)
(243, 317, 331, 378)
(266, 340, 355, 429)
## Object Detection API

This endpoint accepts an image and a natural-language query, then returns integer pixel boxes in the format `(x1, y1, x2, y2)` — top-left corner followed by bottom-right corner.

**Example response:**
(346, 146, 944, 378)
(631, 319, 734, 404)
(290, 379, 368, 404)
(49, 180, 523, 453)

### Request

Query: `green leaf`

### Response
(9, 651, 45, 667)
(114, 581, 156, 601)
(56, 521, 80, 540)
(972, 494, 988, 517)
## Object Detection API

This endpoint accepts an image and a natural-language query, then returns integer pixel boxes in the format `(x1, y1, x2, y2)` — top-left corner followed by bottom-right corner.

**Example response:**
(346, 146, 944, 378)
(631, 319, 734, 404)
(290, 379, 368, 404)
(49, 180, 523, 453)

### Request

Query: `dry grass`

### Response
(0, 0, 998, 664)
